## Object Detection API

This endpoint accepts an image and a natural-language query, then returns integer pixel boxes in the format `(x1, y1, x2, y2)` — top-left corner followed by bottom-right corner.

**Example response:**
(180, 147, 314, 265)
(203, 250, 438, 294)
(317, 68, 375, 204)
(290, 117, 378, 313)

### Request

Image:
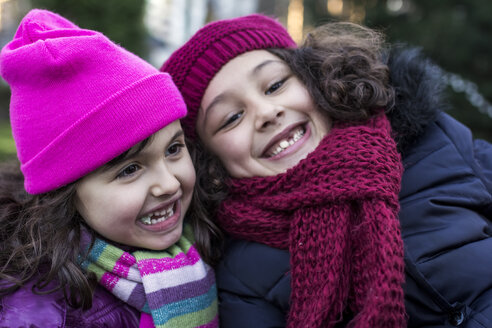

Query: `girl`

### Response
(162, 14, 492, 328)
(0, 9, 219, 328)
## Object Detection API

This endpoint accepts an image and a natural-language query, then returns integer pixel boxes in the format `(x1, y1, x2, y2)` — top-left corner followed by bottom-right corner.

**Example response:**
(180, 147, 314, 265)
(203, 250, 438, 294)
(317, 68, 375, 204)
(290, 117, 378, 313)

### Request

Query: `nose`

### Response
(149, 163, 180, 198)
(254, 104, 284, 130)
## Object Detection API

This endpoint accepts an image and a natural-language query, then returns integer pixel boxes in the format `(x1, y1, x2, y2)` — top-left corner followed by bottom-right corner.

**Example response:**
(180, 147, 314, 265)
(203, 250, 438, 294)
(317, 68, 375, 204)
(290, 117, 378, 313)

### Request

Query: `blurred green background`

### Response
(0, 0, 490, 161)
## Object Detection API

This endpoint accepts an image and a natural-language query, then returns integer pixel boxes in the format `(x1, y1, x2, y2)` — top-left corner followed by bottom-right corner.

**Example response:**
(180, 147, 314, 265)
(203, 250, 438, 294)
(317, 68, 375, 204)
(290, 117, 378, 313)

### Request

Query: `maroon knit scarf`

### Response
(217, 114, 406, 328)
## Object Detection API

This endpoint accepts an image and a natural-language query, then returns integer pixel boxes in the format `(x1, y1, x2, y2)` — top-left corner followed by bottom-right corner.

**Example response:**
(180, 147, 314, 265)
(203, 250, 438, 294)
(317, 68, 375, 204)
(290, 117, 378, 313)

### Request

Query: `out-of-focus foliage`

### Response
(30, 0, 147, 57)
(0, 121, 15, 161)
(305, 0, 492, 141)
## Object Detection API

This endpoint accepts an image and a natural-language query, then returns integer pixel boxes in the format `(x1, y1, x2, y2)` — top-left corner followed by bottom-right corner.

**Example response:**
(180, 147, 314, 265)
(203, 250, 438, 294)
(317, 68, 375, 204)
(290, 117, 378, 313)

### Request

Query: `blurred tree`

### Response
(304, 0, 492, 141)
(365, 0, 492, 141)
(0, 86, 9, 121)
(31, 0, 147, 57)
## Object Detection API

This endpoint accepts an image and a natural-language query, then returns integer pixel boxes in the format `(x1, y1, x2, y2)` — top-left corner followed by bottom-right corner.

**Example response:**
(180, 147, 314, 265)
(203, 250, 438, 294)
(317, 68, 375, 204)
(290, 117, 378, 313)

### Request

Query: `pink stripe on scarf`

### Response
(138, 245, 201, 275)
(113, 251, 137, 277)
(100, 272, 119, 291)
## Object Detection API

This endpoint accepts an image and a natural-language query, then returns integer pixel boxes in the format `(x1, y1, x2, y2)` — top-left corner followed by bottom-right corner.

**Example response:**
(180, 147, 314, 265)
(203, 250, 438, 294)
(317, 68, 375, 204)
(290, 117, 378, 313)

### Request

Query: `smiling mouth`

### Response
(139, 202, 175, 225)
(264, 125, 306, 158)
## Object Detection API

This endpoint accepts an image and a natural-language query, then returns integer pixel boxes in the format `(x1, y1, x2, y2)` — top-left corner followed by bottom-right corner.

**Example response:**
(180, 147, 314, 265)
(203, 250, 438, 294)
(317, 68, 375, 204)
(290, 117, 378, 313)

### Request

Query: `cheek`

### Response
(213, 133, 249, 164)
(77, 193, 109, 220)
(178, 157, 197, 198)
(77, 187, 139, 228)
(75, 185, 98, 222)
(289, 80, 315, 107)
(293, 87, 330, 131)
(183, 162, 196, 192)
(178, 163, 197, 216)
(298, 92, 316, 111)
(76, 193, 107, 228)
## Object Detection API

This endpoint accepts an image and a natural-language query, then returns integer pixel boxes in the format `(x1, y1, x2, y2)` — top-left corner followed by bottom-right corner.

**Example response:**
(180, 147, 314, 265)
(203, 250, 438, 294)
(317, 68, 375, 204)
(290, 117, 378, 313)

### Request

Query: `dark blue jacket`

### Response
(216, 49, 492, 327)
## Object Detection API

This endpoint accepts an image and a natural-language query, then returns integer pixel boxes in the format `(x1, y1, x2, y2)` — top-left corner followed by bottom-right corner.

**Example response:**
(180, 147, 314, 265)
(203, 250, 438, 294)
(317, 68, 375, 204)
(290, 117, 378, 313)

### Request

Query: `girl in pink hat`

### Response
(0, 9, 219, 328)
(162, 14, 492, 328)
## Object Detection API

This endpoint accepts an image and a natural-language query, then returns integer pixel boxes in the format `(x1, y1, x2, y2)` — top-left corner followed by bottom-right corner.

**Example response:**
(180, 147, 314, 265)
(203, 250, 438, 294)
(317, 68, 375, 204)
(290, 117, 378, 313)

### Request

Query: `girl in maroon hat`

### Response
(162, 14, 492, 328)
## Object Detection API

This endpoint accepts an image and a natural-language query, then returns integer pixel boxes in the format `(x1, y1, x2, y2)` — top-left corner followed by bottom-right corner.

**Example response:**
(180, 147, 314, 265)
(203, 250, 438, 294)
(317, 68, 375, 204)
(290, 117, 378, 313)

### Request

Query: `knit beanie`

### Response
(161, 14, 296, 139)
(0, 9, 187, 194)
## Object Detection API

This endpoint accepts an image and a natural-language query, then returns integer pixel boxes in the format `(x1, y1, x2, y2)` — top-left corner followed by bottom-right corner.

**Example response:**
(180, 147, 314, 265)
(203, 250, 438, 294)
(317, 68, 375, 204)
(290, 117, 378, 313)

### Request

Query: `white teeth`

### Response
(140, 203, 175, 225)
(279, 140, 290, 148)
(270, 128, 305, 157)
(141, 216, 151, 225)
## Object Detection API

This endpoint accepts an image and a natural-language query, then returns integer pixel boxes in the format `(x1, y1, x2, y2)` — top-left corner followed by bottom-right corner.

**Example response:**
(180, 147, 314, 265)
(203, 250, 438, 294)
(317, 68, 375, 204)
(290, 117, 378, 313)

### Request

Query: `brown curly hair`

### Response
(270, 21, 395, 122)
(193, 21, 396, 214)
(0, 138, 222, 310)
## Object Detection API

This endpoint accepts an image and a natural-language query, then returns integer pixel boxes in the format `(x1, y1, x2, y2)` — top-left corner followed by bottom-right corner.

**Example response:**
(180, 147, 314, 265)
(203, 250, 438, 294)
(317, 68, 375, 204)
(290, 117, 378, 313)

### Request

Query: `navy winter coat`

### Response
(216, 49, 492, 327)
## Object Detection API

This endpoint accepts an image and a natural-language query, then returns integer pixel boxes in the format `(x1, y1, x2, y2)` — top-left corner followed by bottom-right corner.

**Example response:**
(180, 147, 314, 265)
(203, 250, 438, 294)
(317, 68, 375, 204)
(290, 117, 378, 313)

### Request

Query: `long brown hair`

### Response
(0, 137, 223, 309)
(0, 159, 93, 309)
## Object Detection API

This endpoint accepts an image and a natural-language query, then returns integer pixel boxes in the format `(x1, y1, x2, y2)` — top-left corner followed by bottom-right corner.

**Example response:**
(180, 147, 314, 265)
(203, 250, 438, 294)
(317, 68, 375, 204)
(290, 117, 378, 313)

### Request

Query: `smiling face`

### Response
(197, 50, 331, 178)
(75, 120, 195, 250)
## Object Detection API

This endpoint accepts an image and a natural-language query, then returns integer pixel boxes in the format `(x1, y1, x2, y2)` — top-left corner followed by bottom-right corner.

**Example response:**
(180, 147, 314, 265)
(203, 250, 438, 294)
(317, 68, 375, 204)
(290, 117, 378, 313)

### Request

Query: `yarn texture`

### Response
(218, 114, 406, 327)
(80, 225, 218, 328)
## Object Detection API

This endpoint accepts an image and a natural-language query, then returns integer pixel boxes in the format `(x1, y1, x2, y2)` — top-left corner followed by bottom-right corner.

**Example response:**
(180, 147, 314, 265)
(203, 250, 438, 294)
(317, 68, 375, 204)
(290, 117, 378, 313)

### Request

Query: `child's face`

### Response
(75, 120, 195, 250)
(197, 50, 331, 178)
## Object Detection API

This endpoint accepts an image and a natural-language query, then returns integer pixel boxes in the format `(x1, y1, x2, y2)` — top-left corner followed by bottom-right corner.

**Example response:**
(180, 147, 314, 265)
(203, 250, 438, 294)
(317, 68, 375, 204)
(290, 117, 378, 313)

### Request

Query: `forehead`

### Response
(214, 49, 282, 81)
(223, 49, 281, 67)
(201, 50, 285, 102)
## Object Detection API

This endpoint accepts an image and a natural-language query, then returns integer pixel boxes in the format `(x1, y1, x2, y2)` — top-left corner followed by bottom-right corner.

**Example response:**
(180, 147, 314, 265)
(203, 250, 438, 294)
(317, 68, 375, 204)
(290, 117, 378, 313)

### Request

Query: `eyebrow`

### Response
(251, 59, 282, 75)
(171, 130, 184, 141)
(101, 129, 184, 172)
(202, 59, 284, 126)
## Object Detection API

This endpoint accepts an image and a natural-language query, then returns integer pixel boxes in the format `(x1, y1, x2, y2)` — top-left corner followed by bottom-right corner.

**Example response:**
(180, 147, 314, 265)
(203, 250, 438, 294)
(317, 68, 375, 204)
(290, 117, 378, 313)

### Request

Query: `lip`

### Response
(137, 194, 183, 232)
(261, 122, 309, 159)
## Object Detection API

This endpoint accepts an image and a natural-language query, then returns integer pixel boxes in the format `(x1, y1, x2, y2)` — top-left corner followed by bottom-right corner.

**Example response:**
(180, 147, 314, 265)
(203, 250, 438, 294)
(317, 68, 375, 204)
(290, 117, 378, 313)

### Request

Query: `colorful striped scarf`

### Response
(79, 224, 218, 328)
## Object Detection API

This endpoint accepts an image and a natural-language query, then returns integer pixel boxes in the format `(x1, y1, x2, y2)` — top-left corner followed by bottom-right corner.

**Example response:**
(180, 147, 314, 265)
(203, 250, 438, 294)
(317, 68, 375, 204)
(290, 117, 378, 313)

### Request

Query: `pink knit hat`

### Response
(0, 9, 187, 194)
(160, 14, 296, 139)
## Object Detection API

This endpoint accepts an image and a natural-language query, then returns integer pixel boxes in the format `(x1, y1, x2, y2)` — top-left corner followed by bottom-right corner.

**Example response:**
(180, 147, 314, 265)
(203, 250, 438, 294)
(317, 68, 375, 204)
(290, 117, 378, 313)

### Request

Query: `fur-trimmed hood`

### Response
(386, 47, 448, 153)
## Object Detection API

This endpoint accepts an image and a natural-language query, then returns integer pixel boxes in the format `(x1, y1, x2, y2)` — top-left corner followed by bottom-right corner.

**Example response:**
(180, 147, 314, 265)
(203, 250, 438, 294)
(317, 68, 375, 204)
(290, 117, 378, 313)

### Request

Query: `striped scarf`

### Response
(79, 224, 218, 328)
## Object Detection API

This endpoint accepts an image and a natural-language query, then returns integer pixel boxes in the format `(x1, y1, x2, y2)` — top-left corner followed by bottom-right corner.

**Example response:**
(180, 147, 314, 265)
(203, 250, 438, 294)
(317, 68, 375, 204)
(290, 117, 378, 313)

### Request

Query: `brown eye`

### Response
(265, 77, 289, 95)
(219, 111, 243, 130)
(166, 142, 185, 156)
(117, 163, 140, 178)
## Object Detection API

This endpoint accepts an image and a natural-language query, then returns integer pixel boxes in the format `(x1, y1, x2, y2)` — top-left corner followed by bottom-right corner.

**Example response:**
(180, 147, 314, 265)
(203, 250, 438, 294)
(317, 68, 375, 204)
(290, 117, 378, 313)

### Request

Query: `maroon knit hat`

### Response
(160, 14, 296, 139)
